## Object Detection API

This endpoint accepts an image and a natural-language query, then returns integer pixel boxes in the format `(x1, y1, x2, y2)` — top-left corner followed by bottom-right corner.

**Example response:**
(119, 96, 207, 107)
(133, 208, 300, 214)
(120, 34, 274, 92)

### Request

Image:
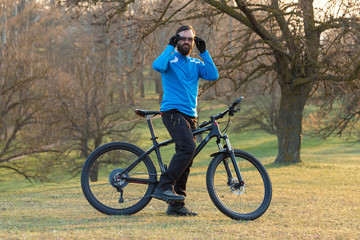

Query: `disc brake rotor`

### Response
(230, 178, 245, 195)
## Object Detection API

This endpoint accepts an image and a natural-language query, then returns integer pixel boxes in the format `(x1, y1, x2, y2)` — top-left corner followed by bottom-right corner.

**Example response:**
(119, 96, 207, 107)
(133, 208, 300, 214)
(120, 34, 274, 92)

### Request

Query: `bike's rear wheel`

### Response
(81, 142, 157, 215)
(206, 149, 272, 220)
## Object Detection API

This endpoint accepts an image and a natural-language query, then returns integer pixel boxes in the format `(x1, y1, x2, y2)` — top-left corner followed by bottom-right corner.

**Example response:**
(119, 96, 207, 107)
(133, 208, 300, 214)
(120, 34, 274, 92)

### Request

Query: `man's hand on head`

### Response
(194, 37, 206, 54)
(169, 35, 180, 47)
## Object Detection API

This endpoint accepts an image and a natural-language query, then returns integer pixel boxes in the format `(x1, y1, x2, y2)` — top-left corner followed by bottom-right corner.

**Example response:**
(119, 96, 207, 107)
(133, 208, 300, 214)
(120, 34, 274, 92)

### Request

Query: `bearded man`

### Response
(152, 25, 219, 216)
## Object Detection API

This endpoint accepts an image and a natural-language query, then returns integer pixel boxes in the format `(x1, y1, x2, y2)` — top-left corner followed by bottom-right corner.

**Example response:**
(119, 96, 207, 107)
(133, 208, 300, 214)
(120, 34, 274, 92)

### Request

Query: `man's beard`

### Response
(177, 42, 193, 56)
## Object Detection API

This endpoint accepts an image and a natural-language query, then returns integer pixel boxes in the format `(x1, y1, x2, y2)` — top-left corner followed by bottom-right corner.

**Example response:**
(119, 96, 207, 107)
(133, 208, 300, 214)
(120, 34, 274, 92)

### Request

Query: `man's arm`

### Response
(198, 51, 219, 81)
(152, 45, 175, 73)
(195, 37, 219, 81)
(153, 35, 179, 73)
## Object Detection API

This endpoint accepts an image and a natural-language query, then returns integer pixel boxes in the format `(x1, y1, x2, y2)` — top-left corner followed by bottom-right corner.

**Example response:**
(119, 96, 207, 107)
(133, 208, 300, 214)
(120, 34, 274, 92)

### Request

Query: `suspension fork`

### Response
(222, 134, 245, 188)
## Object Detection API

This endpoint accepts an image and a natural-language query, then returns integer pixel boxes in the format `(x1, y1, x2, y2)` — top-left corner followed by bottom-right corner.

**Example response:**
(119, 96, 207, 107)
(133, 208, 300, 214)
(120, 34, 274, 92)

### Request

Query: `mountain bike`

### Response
(81, 97, 272, 220)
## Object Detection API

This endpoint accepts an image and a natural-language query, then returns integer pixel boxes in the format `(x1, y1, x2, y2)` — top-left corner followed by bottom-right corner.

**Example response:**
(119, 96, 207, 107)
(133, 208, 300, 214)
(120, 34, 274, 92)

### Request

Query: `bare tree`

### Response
(194, 0, 359, 163)
(56, 0, 360, 164)
(306, 12, 360, 140)
(0, 1, 140, 180)
(234, 91, 279, 134)
(42, 13, 140, 177)
(305, 83, 360, 140)
(0, 1, 60, 180)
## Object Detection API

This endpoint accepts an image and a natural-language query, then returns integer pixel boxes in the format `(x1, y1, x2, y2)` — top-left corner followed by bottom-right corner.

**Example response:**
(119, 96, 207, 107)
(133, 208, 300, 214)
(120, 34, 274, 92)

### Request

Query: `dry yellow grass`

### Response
(1, 159, 360, 239)
(1, 134, 360, 239)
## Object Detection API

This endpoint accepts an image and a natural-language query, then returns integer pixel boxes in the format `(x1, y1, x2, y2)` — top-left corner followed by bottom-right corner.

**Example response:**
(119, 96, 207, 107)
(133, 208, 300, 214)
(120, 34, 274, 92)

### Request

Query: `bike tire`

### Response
(81, 142, 157, 215)
(206, 149, 272, 220)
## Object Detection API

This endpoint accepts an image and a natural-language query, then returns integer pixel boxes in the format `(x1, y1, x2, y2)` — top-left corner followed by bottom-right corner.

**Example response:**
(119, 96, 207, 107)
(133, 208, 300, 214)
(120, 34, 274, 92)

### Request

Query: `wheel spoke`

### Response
(207, 150, 272, 220)
(81, 142, 157, 215)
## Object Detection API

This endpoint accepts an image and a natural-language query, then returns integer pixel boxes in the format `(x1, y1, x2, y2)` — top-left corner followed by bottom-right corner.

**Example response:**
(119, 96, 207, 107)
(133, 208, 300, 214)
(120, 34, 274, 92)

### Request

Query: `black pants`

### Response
(157, 110, 197, 197)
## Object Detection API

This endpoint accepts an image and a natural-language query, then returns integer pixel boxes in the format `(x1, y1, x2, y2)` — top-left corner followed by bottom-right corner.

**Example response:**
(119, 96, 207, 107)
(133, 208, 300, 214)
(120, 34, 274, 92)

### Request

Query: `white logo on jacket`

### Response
(190, 59, 201, 64)
(170, 57, 178, 63)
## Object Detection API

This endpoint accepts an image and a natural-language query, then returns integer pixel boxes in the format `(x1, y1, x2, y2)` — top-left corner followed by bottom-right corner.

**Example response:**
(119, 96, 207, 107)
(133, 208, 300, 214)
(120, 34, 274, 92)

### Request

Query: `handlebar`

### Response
(199, 96, 244, 128)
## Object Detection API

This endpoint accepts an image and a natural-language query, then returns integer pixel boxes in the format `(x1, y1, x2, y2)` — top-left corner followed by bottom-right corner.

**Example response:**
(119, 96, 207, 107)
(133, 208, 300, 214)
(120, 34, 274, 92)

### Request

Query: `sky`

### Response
(313, 0, 328, 8)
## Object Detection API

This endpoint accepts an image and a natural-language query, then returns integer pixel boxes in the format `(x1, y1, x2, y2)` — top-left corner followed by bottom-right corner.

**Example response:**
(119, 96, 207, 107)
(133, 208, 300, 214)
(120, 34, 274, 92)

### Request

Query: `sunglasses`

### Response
(178, 36, 194, 42)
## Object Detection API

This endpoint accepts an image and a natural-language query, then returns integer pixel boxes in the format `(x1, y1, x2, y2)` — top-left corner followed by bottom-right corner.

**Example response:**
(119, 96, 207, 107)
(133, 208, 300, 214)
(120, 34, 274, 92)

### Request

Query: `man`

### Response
(152, 25, 219, 216)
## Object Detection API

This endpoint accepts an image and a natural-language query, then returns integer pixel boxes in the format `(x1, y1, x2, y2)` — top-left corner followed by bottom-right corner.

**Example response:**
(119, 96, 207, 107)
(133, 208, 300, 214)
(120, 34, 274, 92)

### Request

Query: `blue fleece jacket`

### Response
(152, 45, 219, 117)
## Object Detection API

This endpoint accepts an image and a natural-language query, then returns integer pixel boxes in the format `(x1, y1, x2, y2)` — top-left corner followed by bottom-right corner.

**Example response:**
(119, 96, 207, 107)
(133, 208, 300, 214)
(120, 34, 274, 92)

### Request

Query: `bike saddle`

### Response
(135, 109, 162, 117)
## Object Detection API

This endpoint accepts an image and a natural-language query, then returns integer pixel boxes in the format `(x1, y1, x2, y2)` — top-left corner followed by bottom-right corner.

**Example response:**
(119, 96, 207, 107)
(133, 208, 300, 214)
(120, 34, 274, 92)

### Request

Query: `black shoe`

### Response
(152, 188, 185, 203)
(166, 205, 197, 216)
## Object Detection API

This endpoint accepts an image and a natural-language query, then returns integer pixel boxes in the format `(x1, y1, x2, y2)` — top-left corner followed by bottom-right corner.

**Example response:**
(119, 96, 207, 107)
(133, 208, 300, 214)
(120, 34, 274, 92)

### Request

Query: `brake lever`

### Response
(229, 108, 240, 116)
(229, 108, 235, 116)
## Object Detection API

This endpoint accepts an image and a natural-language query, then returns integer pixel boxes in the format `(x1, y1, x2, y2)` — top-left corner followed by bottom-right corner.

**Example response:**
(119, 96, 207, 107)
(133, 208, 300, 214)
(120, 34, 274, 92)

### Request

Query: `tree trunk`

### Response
(275, 83, 311, 163)
(90, 162, 99, 182)
(80, 136, 90, 159)
(138, 72, 145, 98)
(153, 72, 163, 103)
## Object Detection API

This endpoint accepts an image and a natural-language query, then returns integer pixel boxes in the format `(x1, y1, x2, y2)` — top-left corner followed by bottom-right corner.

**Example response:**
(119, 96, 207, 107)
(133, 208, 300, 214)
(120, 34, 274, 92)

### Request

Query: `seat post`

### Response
(146, 116, 158, 142)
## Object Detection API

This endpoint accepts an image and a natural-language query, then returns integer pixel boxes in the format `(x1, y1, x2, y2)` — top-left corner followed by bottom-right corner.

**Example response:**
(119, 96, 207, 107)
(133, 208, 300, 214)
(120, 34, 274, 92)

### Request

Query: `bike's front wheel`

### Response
(206, 149, 272, 220)
(81, 142, 157, 215)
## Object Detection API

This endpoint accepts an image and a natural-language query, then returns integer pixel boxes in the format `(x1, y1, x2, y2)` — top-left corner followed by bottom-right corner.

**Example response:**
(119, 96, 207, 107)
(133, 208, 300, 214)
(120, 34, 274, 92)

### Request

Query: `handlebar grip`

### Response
(199, 97, 244, 128)
(230, 96, 244, 109)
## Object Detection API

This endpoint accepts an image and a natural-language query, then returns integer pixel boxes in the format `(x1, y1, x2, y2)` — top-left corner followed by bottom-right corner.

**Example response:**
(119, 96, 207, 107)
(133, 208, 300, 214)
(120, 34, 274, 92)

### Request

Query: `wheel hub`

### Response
(109, 168, 129, 189)
(229, 178, 245, 195)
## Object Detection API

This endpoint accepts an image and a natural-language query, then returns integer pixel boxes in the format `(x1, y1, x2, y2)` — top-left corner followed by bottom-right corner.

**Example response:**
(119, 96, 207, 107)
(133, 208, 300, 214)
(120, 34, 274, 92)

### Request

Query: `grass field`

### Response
(1, 128, 360, 239)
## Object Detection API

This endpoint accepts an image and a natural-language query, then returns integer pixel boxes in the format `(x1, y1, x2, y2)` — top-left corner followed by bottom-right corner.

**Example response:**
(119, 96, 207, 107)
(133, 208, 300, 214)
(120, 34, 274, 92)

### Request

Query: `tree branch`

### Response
(0, 165, 34, 182)
(141, 0, 194, 39)
(270, 0, 299, 56)
(315, 17, 360, 34)
(204, 0, 292, 60)
(293, 62, 360, 86)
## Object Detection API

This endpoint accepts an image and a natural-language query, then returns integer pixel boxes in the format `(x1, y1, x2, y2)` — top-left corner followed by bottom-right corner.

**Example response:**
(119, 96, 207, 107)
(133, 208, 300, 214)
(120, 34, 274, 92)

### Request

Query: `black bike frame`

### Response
(123, 114, 244, 184)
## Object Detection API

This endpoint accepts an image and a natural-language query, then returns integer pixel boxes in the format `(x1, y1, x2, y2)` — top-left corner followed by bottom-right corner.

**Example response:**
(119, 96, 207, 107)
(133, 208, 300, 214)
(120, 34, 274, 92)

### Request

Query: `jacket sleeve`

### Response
(198, 51, 219, 81)
(152, 45, 175, 73)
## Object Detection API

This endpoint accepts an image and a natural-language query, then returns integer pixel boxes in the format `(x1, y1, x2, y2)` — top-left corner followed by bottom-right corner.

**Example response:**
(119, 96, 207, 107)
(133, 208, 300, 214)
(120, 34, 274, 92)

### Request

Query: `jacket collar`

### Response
(174, 50, 190, 61)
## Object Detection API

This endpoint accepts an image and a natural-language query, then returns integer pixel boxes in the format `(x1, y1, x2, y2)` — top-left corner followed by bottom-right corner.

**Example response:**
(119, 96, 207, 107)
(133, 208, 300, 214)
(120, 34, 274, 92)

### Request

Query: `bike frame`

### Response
(123, 114, 244, 185)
